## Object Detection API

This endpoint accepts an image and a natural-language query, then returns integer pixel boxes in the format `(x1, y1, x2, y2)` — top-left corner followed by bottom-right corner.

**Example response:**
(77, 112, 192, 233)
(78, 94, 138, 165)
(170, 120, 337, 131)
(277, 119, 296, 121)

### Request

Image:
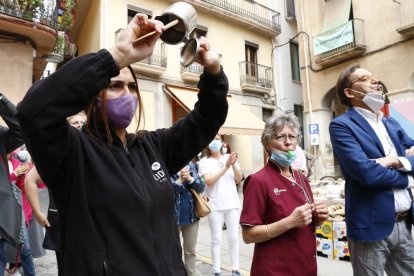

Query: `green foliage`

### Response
(59, 0, 76, 31)
(53, 31, 67, 56)
(1, 0, 19, 9)
(18, 0, 44, 20)
(18, 0, 43, 11)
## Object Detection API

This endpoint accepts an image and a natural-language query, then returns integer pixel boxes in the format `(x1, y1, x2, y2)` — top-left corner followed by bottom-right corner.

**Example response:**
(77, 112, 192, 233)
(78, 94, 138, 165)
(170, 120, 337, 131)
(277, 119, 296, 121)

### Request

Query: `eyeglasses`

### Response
(350, 74, 379, 86)
(274, 133, 298, 142)
(107, 81, 139, 93)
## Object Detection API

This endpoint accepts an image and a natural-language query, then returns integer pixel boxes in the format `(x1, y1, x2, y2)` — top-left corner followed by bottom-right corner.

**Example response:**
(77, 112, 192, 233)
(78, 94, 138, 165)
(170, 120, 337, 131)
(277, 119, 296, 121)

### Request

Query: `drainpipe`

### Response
(299, 0, 317, 180)
(299, 0, 313, 124)
(270, 37, 279, 114)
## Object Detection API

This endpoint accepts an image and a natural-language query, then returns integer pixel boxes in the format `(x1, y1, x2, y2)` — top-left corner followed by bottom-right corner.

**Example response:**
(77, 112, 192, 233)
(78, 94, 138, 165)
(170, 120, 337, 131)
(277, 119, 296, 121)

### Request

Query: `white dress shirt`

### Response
(355, 107, 413, 212)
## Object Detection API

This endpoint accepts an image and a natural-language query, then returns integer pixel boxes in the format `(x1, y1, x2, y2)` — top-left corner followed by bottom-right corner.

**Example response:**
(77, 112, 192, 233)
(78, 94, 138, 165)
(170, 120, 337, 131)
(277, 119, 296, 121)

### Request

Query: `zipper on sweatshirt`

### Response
(126, 148, 166, 275)
(103, 260, 107, 275)
(135, 175, 166, 275)
(124, 147, 135, 167)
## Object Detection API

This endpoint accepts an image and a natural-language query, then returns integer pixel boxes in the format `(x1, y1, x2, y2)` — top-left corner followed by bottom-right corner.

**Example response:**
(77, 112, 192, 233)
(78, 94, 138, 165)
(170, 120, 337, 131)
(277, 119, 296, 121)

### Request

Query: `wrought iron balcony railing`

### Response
(0, 0, 58, 30)
(180, 62, 203, 74)
(139, 42, 167, 68)
(199, 0, 280, 32)
(239, 61, 272, 90)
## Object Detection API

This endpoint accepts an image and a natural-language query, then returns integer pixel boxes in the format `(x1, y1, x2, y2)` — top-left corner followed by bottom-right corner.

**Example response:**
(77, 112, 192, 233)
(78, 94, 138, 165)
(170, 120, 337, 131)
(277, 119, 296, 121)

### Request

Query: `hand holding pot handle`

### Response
(194, 36, 221, 74)
(109, 14, 164, 69)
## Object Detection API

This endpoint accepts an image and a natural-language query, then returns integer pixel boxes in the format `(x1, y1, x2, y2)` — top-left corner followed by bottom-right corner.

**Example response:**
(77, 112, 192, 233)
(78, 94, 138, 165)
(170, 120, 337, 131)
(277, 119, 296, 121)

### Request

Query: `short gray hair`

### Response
(261, 114, 302, 153)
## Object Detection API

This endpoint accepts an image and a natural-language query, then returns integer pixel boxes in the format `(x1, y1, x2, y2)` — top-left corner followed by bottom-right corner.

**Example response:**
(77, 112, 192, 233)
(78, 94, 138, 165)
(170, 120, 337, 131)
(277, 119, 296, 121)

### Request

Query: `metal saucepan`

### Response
(155, 2, 198, 45)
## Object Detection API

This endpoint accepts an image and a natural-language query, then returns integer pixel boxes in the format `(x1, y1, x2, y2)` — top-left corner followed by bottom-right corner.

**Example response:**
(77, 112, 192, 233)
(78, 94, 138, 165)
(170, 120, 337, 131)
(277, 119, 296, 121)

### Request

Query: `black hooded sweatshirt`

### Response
(16, 49, 228, 275)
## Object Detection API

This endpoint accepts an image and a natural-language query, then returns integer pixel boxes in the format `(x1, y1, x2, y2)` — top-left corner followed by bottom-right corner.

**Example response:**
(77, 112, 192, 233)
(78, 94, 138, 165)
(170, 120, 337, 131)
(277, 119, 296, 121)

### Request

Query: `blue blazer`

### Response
(329, 107, 414, 241)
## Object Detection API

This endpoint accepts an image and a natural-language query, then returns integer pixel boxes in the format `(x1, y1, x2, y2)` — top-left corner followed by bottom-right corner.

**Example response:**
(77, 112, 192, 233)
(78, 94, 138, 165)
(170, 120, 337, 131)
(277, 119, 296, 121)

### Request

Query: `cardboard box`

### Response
(316, 220, 333, 239)
(333, 240, 350, 260)
(316, 237, 333, 257)
(333, 221, 347, 240)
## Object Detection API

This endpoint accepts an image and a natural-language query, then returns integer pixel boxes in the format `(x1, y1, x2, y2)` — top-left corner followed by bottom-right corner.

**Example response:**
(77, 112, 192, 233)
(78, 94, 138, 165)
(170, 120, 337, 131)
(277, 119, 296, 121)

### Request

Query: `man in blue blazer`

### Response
(329, 65, 414, 275)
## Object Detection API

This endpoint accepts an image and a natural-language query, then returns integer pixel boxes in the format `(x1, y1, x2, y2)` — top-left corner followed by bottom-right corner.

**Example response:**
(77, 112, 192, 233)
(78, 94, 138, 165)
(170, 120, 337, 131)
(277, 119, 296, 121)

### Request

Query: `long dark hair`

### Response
(83, 66, 145, 145)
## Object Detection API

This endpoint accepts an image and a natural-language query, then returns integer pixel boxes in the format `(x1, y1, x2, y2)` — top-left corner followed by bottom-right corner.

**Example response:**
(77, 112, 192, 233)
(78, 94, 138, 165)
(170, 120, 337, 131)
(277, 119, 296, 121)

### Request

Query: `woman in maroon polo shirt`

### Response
(240, 114, 329, 276)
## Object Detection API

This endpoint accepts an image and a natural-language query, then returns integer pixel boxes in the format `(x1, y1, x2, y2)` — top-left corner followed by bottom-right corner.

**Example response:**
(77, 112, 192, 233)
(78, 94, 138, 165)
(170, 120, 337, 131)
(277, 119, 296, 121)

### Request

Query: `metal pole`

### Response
(299, 0, 317, 180)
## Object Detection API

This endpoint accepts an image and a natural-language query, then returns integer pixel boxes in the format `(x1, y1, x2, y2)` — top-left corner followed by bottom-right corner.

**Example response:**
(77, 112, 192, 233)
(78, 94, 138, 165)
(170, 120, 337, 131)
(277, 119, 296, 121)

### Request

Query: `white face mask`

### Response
(350, 89, 385, 113)
(222, 147, 228, 154)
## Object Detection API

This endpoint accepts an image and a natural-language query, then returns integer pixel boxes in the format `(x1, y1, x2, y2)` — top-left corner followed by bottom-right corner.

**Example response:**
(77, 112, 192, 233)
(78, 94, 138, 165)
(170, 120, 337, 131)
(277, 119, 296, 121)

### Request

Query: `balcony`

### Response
(313, 19, 366, 66)
(116, 29, 167, 76)
(180, 63, 203, 83)
(395, 0, 414, 35)
(0, 1, 59, 80)
(239, 61, 272, 94)
(169, 0, 280, 36)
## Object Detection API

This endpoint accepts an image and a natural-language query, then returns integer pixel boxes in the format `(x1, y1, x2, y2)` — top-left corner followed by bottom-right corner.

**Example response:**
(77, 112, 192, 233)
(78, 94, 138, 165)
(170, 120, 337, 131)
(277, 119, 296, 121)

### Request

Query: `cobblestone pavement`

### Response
(21, 250, 234, 276)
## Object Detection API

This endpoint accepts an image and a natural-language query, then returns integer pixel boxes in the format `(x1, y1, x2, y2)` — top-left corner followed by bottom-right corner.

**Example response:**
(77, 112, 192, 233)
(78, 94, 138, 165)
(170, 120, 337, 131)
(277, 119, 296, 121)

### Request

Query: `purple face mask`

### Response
(97, 93, 138, 129)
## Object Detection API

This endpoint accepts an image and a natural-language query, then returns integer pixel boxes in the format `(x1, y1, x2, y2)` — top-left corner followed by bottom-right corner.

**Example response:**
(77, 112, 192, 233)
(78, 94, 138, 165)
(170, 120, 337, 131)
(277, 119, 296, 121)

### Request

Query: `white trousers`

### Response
(208, 208, 240, 273)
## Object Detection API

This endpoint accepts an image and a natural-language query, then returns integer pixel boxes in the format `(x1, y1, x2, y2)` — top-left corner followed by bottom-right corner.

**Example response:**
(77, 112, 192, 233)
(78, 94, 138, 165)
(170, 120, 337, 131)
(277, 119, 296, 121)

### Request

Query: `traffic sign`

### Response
(310, 134, 319, 145)
(309, 124, 319, 134)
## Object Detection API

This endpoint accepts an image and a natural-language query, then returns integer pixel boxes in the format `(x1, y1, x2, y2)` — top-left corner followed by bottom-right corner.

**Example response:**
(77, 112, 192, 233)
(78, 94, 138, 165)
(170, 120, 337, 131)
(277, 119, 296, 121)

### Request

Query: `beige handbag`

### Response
(190, 189, 211, 218)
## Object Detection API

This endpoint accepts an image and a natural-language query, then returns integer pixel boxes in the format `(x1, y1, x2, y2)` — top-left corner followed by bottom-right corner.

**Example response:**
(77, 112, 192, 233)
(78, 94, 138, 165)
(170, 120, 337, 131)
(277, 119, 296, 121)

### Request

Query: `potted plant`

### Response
(18, 0, 43, 20)
(58, 0, 76, 31)
(3, 0, 19, 14)
(53, 31, 68, 57)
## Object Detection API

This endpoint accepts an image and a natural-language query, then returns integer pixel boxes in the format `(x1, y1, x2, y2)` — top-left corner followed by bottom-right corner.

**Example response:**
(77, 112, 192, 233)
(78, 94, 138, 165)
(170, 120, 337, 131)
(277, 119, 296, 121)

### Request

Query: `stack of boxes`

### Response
(316, 220, 350, 261)
(332, 221, 350, 261)
(316, 221, 333, 258)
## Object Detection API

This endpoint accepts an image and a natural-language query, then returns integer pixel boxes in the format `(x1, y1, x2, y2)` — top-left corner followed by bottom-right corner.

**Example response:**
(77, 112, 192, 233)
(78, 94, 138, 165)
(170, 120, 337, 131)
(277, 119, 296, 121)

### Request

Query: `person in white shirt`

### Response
(291, 144, 308, 176)
(198, 134, 242, 276)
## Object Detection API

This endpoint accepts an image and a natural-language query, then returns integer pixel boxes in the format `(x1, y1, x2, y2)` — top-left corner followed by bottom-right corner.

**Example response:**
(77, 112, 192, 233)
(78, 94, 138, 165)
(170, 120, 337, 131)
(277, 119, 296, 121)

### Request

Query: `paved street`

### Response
(11, 189, 353, 276)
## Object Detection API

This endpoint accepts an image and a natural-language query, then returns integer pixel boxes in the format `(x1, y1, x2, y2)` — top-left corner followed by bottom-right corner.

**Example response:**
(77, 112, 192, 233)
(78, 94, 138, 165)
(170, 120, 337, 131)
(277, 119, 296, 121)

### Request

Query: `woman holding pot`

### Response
(16, 14, 229, 275)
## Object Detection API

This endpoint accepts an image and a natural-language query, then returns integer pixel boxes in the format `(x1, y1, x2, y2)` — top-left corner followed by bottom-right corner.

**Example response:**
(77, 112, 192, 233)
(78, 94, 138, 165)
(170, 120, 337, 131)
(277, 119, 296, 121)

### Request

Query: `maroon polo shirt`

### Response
(240, 161, 317, 276)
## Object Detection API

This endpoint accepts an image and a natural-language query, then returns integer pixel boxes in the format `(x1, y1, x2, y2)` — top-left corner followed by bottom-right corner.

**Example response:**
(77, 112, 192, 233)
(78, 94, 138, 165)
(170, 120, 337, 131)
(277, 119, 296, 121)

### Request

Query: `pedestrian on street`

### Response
(240, 114, 328, 276)
(16, 13, 229, 276)
(25, 165, 63, 275)
(330, 65, 414, 275)
(171, 158, 205, 276)
(6, 151, 40, 276)
(198, 134, 243, 276)
(291, 144, 308, 176)
(0, 94, 26, 275)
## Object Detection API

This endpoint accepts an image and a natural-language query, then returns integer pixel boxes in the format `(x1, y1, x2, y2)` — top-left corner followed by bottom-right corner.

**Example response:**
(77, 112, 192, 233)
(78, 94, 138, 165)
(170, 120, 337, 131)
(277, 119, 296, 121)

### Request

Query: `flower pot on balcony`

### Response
(53, 31, 67, 58)
(18, 0, 44, 20)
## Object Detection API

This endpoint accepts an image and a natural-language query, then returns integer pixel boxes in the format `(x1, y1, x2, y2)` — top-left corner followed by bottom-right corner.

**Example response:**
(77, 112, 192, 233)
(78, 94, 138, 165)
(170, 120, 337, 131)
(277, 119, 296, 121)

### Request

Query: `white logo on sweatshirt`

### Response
(151, 162, 167, 182)
(151, 162, 161, 171)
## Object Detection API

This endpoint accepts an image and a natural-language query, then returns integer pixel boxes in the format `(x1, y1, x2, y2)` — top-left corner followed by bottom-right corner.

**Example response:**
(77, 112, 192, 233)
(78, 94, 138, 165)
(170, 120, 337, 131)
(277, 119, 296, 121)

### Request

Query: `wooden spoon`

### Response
(132, 19, 179, 46)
